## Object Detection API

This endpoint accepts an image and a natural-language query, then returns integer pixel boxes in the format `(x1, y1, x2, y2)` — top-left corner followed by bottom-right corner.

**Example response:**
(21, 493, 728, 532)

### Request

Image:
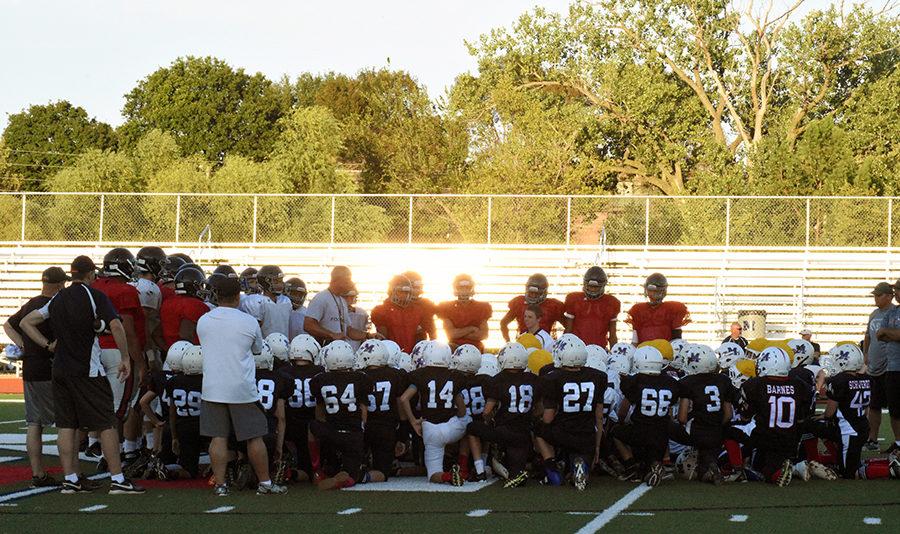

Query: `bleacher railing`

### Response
(0, 192, 894, 248)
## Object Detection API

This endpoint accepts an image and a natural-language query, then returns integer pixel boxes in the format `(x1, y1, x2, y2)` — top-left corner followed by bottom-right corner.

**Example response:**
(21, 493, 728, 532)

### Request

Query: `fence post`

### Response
(20, 194, 26, 241)
(175, 195, 181, 243)
(888, 198, 893, 249)
(566, 196, 572, 247)
(98, 194, 105, 242)
(252, 195, 258, 244)
(725, 198, 731, 248)
(330, 196, 336, 245)
(644, 197, 650, 247)
(408, 196, 413, 244)
(805, 198, 811, 248)
(486, 196, 493, 245)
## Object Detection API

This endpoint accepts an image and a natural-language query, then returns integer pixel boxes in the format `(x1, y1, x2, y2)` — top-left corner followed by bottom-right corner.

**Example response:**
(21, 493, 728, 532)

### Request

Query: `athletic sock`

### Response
(123, 440, 140, 454)
(259, 479, 272, 486)
(308, 438, 322, 475)
(145, 432, 155, 450)
(724, 439, 743, 467)
(111, 473, 125, 484)
(474, 459, 485, 475)
(441, 472, 452, 483)
(88, 437, 99, 448)
(65, 473, 79, 483)
(458, 454, 469, 478)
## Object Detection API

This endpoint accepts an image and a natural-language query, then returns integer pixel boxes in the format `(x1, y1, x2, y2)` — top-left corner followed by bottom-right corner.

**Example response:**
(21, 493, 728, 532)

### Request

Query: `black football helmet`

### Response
(159, 255, 186, 284)
(240, 267, 259, 294)
(204, 272, 229, 305)
(453, 274, 475, 301)
(285, 277, 307, 309)
(169, 252, 193, 264)
(213, 264, 238, 278)
(401, 271, 423, 300)
(102, 247, 136, 280)
(389, 275, 412, 307)
(524, 273, 549, 305)
(174, 266, 206, 297)
(135, 246, 166, 279)
(583, 266, 608, 299)
(644, 273, 668, 304)
(257, 265, 284, 295)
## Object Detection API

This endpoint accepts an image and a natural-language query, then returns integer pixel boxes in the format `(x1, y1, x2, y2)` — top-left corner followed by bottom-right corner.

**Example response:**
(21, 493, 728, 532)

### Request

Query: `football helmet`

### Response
(498, 342, 529, 370)
(135, 246, 166, 278)
(524, 273, 549, 305)
(165, 341, 192, 373)
(158, 255, 185, 284)
(715, 342, 745, 368)
(382, 339, 401, 360)
(832, 343, 864, 373)
(213, 265, 237, 278)
(638, 339, 674, 361)
(516, 332, 542, 351)
(818, 354, 838, 377)
(265, 333, 290, 362)
(388, 275, 413, 307)
(643, 273, 667, 304)
(453, 274, 475, 301)
(585, 345, 608, 371)
(174, 267, 206, 297)
(102, 247, 136, 280)
(169, 252, 193, 264)
(393, 352, 413, 372)
(357, 339, 389, 368)
(240, 267, 259, 294)
(203, 273, 228, 304)
(254, 343, 275, 370)
(554, 333, 588, 368)
(411, 340, 431, 369)
(181, 345, 203, 375)
(285, 277, 307, 309)
(728, 365, 748, 389)
(423, 342, 452, 368)
(682, 344, 718, 375)
(477, 355, 500, 377)
(527, 349, 553, 374)
(289, 334, 320, 362)
(787, 339, 815, 367)
(582, 266, 608, 299)
(401, 271, 424, 300)
(670, 338, 687, 359)
(676, 449, 699, 481)
(323, 340, 355, 371)
(608, 343, 635, 375)
(745, 337, 768, 358)
(451, 344, 482, 374)
(756, 347, 791, 377)
(632, 346, 665, 374)
(257, 265, 284, 295)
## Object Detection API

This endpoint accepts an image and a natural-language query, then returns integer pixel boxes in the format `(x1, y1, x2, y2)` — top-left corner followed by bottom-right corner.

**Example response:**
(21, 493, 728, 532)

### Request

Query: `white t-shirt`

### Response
(534, 329, 554, 351)
(130, 278, 161, 310)
(289, 306, 307, 340)
(306, 289, 349, 338)
(348, 306, 368, 352)
(239, 293, 266, 318)
(259, 295, 292, 338)
(198, 306, 263, 404)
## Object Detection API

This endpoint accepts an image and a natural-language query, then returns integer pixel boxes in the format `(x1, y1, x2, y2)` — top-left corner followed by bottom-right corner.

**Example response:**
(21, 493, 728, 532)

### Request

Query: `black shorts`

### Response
(612, 423, 668, 463)
(886, 371, 900, 418)
(309, 420, 365, 481)
(175, 419, 207, 478)
(365, 420, 398, 477)
(52, 368, 117, 432)
(870, 374, 887, 410)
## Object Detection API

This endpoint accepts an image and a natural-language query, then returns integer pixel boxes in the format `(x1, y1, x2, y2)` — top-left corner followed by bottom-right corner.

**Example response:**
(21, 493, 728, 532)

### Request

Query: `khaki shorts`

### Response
(24, 380, 55, 426)
(200, 400, 268, 442)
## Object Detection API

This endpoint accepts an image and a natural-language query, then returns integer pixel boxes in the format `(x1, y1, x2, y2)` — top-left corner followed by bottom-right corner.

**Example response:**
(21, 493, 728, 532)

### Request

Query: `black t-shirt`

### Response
(165, 374, 203, 423)
(826, 372, 871, 436)
(542, 367, 608, 432)
(407, 366, 463, 424)
(279, 363, 324, 425)
(721, 336, 748, 349)
(458, 372, 490, 420)
(7, 295, 53, 381)
(362, 366, 409, 425)
(256, 368, 292, 421)
(310, 370, 373, 430)
(676, 372, 736, 427)
(741, 376, 812, 443)
(621, 373, 679, 428)
(46, 282, 120, 377)
(486, 370, 541, 429)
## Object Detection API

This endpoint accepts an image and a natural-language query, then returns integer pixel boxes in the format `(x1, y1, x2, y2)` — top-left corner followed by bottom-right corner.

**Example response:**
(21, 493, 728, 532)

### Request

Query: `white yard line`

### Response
(0, 419, 26, 425)
(337, 507, 362, 515)
(0, 472, 108, 504)
(206, 506, 235, 514)
(466, 509, 490, 517)
(80, 504, 107, 512)
(575, 484, 653, 533)
(730, 515, 749, 522)
(863, 517, 881, 525)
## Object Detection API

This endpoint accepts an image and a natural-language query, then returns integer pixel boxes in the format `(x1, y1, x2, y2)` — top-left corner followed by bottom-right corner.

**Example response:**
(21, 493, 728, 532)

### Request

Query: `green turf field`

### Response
(1, 396, 897, 533)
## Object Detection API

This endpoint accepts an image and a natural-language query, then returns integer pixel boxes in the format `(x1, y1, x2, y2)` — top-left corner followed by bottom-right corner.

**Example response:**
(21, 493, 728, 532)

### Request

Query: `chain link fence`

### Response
(0, 192, 894, 248)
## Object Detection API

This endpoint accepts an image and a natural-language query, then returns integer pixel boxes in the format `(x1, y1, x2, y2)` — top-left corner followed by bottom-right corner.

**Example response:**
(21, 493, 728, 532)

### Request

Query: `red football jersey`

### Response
(372, 299, 429, 353)
(158, 282, 176, 302)
(93, 277, 145, 350)
(436, 299, 493, 351)
(507, 295, 565, 335)
(413, 297, 437, 340)
(625, 301, 691, 343)
(160, 294, 209, 347)
(564, 292, 621, 347)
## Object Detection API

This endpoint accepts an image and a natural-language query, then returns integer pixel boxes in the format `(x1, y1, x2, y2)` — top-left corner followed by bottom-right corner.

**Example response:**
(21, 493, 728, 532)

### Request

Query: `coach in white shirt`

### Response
(198, 277, 284, 495)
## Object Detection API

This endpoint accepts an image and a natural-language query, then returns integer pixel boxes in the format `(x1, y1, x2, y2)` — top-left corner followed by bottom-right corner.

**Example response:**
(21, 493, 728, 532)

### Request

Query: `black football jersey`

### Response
(407, 366, 463, 424)
(788, 366, 817, 418)
(362, 366, 409, 425)
(676, 372, 736, 427)
(458, 372, 490, 419)
(149, 369, 173, 420)
(310, 370, 373, 429)
(621, 373, 679, 428)
(165, 374, 203, 422)
(542, 367, 608, 432)
(256, 368, 292, 421)
(826, 371, 871, 436)
(486, 370, 541, 429)
(741, 376, 812, 441)
(279, 363, 325, 424)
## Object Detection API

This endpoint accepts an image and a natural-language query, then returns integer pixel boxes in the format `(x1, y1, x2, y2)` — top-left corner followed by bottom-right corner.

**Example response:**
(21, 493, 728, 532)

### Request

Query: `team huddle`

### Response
(6, 245, 900, 495)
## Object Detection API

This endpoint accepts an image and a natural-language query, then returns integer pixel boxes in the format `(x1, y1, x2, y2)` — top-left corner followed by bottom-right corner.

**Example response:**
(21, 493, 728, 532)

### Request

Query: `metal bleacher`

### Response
(1, 242, 894, 351)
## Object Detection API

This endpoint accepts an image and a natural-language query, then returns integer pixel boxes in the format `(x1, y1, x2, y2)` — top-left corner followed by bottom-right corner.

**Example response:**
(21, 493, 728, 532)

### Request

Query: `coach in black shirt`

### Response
(20, 256, 144, 494)
(3, 266, 68, 487)
(722, 322, 748, 349)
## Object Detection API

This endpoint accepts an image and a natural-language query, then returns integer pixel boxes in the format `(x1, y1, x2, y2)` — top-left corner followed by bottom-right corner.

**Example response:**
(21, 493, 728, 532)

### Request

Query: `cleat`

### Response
(701, 466, 724, 486)
(96, 457, 108, 474)
(153, 457, 169, 481)
(214, 484, 230, 497)
(888, 457, 900, 479)
(491, 457, 509, 480)
(776, 460, 793, 487)
(504, 470, 528, 488)
(31, 474, 61, 488)
(273, 460, 287, 486)
(644, 462, 664, 487)
(617, 463, 640, 482)
(257, 482, 288, 495)
(471, 471, 488, 483)
(85, 442, 102, 459)
(807, 460, 837, 481)
(108, 478, 146, 494)
(543, 466, 563, 486)
(60, 477, 96, 494)
(573, 457, 588, 491)
(793, 461, 810, 482)
(864, 440, 880, 452)
(450, 464, 464, 487)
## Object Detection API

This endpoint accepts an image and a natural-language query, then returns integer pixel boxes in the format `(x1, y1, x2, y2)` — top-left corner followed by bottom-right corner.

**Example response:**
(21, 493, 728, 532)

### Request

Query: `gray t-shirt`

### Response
(882, 306, 900, 372)
(867, 305, 894, 376)
(306, 289, 350, 339)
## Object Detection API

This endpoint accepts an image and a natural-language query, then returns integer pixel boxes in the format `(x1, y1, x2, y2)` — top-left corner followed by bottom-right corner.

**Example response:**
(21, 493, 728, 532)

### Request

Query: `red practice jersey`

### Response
(372, 299, 431, 353)
(625, 301, 691, 344)
(93, 277, 145, 350)
(563, 292, 621, 347)
(436, 299, 493, 351)
(160, 294, 209, 347)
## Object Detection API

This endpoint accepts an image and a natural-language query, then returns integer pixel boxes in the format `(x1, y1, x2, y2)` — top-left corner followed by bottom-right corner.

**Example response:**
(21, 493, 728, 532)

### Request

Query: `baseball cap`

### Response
(70, 255, 97, 275)
(799, 328, 812, 336)
(41, 266, 71, 283)
(871, 282, 894, 296)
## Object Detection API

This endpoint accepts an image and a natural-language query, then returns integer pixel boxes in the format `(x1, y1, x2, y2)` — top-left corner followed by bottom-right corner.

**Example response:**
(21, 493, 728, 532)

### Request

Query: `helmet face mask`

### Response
(524, 274, 549, 305)
(174, 267, 206, 297)
(240, 268, 260, 294)
(644, 273, 668, 305)
(257, 266, 284, 296)
(103, 247, 136, 280)
(285, 278, 307, 309)
(453, 275, 475, 301)
(135, 246, 166, 279)
(583, 267, 608, 299)
(159, 256, 186, 284)
(402, 272, 423, 301)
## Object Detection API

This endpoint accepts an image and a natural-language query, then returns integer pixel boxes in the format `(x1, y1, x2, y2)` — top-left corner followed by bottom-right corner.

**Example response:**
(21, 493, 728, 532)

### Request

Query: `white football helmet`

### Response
(728, 364, 750, 389)
(423, 341, 451, 368)
(182, 345, 203, 375)
(265, 333, 290, 362)
(607, 343, 634, 376)
(554, 333, 588, 367)
(498, 342, 529, 370)
(254, 343, 274, 371)
(716, 342, 745, 369)
(382, 339, 402, 360)
(832, 343, 864, 373)
(585, 345, 608, 372)
(411, 340, 432, 369)
(393, 352, 413, 372)
(682, 344, 718, 375)
(787, 339, 815, 367)
(477, 357, 499, 377)
(357, 339, 388, 368)
(165, 340, 193, 373)
(451, 344, 483, 374)
(632, 346, 665, 375)
(676, 448, 699, 481)
(323, 340, 355, 371)
(756, 347, 791, 378)
(670, 338, 687, 359)
(289, 334, 321, 363)
(818, 354, 838, 377)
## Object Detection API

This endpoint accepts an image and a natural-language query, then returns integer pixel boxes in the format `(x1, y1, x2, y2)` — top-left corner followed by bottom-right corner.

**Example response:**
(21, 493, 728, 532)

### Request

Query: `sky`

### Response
(0, 0, 852, 130)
